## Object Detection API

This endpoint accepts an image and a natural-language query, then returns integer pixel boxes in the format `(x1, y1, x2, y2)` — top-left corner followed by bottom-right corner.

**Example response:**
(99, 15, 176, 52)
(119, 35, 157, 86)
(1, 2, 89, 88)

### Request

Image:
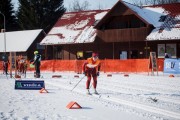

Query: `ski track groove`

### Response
(48, 77, 180, 105)
(45, 80, 180, 120)
(47, 76, 180, 102)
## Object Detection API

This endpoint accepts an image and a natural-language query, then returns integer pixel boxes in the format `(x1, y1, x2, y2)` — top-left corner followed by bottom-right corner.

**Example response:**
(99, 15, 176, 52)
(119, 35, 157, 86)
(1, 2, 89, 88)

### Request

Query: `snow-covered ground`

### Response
(0, 71, 180, 120)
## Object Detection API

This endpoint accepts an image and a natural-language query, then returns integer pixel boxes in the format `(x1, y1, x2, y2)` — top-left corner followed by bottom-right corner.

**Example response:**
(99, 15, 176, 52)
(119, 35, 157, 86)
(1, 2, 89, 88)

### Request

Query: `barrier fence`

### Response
(0, 59, 164, 73)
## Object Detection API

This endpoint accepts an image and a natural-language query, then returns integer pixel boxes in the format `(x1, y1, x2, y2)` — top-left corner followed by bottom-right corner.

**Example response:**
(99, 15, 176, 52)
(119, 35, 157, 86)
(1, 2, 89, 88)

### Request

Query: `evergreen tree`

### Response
(17, 0, 66, 33)
(0, 0, 18, 31)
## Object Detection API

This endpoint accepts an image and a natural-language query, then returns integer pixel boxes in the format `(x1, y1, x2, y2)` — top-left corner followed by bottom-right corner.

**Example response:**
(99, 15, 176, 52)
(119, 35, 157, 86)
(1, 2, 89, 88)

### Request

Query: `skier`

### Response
(32, 51, 41, 78)
(83, 52, 101, 95)
(17, 55, 26, 75)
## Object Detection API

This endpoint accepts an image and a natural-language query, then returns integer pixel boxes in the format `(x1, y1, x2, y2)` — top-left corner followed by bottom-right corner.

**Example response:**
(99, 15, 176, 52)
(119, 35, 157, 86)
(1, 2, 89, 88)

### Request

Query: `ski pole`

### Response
(6, 72, 17, 80)
(71, 75, 86, 91)
(11, 75, 17, 80)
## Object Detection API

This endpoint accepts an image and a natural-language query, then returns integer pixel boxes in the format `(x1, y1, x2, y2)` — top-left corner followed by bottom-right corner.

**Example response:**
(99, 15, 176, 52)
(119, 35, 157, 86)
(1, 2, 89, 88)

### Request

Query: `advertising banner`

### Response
(15, 80, 45, 90)
(164, 59, 180, 74)
(178, 59, 180, 73)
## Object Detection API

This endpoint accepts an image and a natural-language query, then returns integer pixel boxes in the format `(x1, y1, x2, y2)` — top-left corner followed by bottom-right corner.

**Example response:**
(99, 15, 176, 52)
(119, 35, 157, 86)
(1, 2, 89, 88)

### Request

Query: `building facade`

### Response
(41, 1, 180, 60)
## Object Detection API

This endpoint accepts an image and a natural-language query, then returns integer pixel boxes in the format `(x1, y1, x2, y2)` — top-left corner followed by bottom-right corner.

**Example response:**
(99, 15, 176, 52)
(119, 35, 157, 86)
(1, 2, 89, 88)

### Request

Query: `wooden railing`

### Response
(97, 27, 152, 42)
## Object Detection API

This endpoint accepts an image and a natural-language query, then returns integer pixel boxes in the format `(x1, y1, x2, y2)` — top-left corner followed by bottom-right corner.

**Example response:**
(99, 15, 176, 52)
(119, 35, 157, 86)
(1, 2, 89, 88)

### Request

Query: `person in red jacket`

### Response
(83, 52, 101, 95)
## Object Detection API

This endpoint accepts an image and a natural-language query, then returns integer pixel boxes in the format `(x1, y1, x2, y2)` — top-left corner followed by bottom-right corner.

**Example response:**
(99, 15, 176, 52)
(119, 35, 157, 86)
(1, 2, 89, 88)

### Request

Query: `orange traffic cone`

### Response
(107, 74, 112, 77)
(74, 75, 79, 78)
(39, 88, 48, 93)
(52, 75, 62, 78)
(66, 101, 82, 109)
(124, 74, 129, 77)
(169, 74, 174, 77)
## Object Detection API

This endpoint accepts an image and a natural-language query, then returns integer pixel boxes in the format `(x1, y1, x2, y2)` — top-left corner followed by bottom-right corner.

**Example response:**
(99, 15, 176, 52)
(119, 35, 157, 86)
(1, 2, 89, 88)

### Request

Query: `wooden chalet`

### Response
(41, 1, 180, 60)
(41, 9, 109, 59)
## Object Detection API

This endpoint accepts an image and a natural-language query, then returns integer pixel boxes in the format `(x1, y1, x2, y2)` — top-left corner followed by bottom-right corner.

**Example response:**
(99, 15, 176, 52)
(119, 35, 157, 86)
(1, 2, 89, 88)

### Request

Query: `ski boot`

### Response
(86, 89, 91, 95)
(94, 89, 99, 95)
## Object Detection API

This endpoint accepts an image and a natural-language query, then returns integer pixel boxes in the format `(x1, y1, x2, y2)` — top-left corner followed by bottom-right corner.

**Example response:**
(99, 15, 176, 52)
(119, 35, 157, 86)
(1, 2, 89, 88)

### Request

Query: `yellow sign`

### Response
(77, 51, 83, 58)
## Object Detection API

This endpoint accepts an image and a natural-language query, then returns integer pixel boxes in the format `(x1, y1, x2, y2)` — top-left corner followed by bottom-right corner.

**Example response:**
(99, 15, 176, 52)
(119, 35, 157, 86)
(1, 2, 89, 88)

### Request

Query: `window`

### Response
(36, 43, 45, 50)
(85, 51, 93, 59)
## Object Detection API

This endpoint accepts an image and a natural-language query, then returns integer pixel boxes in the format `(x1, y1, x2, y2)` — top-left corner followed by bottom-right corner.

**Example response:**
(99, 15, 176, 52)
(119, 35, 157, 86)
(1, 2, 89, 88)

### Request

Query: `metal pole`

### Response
(146, 41, 148, 58)
(0, 12, 6, 53)
(113, 42, 114, 59)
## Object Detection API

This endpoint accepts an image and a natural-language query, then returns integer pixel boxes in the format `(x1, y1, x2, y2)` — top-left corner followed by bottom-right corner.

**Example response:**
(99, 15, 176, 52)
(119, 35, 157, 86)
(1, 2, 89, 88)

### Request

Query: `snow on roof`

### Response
(123, 2, 180, 40)
(0, 29, 42, 52)
(40, 10, 108, 45)
(146, 27, 180, 40)
(124, 2, 165, 27)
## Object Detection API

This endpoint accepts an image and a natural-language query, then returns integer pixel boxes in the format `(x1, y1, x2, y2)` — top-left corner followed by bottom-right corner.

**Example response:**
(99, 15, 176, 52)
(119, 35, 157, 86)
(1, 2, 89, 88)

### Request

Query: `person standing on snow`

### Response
(83, 52, 101, 95)
(33, 51, 41, 78)
(2, 54, 9, 75)
(3, 60, 9, 75)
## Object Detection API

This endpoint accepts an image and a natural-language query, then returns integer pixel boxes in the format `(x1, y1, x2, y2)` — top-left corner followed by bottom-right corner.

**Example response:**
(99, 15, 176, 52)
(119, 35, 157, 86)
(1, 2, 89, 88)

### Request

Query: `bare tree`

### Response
(132, 0, 180, 6)
(81, 1, 90, 10)
(150, 0, 180, 4)
(68, 0, 91, 12)
(97, 2, 104, 10)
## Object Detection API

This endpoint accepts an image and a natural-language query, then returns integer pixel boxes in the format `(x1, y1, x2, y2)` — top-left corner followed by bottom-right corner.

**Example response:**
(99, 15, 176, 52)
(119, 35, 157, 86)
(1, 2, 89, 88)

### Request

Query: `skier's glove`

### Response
(97, 71, 100, 76)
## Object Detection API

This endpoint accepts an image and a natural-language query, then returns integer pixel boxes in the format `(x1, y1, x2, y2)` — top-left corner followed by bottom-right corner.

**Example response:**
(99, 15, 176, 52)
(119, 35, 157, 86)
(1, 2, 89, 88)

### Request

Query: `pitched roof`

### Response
(123, 2, 180, 40)
(0, 29, 43, 52)
(144, 3, 180, 40)
(40, 10, 108, 45)
(95, 1, 180, 41)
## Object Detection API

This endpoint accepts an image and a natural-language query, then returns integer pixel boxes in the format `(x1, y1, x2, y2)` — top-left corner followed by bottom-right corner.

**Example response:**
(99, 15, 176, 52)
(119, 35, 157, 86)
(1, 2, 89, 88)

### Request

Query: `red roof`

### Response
(54, 10, 109, 30)
(146, 3, 180, 17)
(41, 10, 109, 45)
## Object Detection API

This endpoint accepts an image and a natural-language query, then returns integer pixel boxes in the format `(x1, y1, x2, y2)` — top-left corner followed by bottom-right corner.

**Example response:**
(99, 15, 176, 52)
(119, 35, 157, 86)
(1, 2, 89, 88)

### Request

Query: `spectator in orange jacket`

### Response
(83, 52, 101, 95)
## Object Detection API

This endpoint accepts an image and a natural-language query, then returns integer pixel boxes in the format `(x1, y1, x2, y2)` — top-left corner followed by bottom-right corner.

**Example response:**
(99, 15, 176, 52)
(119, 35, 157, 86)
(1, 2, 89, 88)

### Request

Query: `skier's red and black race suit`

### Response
(83, 57, 101, 89)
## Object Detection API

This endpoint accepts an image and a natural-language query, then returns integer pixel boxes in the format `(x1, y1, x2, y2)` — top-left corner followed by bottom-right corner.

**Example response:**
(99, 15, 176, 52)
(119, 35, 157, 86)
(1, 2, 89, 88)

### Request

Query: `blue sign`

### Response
(178, 59, 180, 73)
(15, 80, 45, 90)
(164, 58, 180, 74)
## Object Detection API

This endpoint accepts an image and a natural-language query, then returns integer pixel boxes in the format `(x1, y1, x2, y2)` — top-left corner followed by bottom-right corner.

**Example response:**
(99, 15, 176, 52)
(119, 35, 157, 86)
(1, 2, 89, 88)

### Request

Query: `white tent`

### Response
(0, 29, 43, 52)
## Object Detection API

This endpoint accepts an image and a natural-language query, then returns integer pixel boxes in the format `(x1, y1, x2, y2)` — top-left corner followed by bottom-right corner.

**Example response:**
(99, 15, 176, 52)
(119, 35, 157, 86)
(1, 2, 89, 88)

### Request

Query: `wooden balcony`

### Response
(96, 27, 152, 42)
